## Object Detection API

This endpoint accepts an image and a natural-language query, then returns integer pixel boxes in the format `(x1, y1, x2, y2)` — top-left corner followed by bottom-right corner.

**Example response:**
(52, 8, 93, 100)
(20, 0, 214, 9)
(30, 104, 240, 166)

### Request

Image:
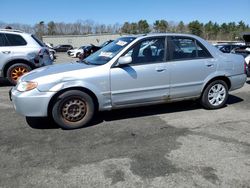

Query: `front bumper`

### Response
(10, 88, 56, 117)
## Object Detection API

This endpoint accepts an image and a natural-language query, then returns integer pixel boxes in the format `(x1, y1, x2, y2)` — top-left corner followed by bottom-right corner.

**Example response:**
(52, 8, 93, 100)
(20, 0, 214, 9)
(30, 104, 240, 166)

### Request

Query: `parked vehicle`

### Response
(53, 44, 73, 52)
(10, 33, 247, 129)
(48, 48, 56, 61)
(67, 46, 85, 58)
(231, 46, 250, 76)
(214, 44, 242, 53)
(78, 44, 101, 60)
(0, 29, 53, 84)
(45, 44, 56, 61)
(78, 40, 113, 60)
(242, 33, 250, 45)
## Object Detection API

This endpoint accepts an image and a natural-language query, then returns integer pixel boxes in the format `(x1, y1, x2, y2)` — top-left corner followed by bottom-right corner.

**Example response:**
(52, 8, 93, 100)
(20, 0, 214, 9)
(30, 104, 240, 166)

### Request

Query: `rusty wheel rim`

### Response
(61, 97, 87, 122)
(11, 66, 29, 81)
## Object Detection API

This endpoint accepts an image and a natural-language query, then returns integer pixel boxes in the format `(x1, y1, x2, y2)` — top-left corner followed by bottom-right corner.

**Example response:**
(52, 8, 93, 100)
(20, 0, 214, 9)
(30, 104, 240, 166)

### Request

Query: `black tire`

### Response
(76, 52, 81, 58)
(201, 80, 228, 109)
(7, 63, 31, 85)
(52, 90, 95, 129)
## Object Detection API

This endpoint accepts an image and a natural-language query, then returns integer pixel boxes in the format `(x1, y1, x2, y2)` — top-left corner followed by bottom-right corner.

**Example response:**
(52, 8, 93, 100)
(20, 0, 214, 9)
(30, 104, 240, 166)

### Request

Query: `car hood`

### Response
(21, 61, 96, 82)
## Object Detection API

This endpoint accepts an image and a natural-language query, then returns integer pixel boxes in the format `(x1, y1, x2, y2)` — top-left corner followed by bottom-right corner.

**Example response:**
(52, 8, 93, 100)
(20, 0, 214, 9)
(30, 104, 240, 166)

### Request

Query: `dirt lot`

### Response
(0, 53, 250, 187)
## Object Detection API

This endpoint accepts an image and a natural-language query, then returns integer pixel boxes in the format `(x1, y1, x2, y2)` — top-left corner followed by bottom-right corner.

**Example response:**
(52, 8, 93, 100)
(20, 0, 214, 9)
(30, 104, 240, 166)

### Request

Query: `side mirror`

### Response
(117, 56, 132, 65)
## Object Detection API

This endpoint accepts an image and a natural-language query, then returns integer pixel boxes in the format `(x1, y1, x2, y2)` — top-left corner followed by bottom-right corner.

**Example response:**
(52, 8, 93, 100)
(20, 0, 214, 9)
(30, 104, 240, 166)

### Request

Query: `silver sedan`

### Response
(10, 33, 247, 129)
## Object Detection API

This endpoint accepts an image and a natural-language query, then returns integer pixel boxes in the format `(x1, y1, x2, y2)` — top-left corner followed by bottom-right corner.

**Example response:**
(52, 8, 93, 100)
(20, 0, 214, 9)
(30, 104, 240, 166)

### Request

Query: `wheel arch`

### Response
(47, 87, 99, 117)
(3, 59, 35, 77)
(201, 76, 231, 96)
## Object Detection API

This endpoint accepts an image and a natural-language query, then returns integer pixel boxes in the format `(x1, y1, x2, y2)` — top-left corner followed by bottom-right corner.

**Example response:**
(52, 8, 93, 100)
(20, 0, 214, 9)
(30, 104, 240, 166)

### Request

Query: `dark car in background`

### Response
(231, 46, 250, 57)
(53, 44, 73, 52)
(214, 44, 242, 53)
(78, 45, 101, 60)
(78, 40, 113, 60)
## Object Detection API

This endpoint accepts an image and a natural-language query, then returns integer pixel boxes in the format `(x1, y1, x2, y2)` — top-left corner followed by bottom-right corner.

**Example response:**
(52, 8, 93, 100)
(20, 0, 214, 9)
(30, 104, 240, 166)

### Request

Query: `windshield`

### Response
(83, 37, 136, 65)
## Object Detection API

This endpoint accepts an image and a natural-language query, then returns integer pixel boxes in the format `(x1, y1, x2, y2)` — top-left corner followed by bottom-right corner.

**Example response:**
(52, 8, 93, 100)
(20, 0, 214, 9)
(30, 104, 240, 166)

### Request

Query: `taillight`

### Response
(244, 61, 247, 74)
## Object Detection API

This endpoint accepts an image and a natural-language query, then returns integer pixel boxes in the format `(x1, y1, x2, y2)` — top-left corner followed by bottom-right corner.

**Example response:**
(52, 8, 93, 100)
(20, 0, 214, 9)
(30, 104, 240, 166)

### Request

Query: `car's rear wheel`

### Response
(201, 80, 228, 109)
(7, 63, 31, 85)
(52, 90, 95, 129)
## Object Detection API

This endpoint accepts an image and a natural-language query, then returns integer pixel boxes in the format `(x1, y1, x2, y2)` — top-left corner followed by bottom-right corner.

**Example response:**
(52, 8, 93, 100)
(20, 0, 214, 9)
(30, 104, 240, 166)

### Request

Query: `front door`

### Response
(110, 37, 170, 107)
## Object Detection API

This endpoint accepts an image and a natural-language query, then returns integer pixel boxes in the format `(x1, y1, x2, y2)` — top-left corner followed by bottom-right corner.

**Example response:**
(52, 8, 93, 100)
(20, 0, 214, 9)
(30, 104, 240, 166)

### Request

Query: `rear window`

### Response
(5, 33, 27, 46)
(31, 35, 45, 47)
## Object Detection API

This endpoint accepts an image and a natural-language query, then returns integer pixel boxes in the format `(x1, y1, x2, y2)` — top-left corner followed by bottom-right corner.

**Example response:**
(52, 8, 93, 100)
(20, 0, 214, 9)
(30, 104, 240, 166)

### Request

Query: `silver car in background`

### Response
(10, 33, 247, 129)
(0, 29, 53, 84)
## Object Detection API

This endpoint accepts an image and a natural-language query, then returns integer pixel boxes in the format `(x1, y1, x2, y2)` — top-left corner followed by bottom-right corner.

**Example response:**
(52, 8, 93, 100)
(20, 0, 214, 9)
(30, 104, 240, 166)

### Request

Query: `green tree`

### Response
(238, 21, 247, 32)
(138, 20, 150, 34)
(176, 21, 185, 33)
(153, 20, 168, 32)
(130, 22, 138, 34)
(219, 23, 230, 40)
(228, 22, 237, 40)
(204, 21, 213, 40)
(121, 22, 130, 34)
(212, 22, 220, 40)
(188, 20, 203, 36)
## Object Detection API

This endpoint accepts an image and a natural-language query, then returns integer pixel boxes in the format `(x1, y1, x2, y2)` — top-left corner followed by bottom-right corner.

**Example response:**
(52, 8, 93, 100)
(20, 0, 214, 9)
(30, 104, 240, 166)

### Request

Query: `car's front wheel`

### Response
(52, 90, 95, 129)
(201, 80, 228, 109)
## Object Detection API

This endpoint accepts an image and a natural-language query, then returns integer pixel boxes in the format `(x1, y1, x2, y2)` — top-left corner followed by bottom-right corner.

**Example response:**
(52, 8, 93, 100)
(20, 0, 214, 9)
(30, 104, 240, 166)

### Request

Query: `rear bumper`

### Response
(229, 74, 247, 91)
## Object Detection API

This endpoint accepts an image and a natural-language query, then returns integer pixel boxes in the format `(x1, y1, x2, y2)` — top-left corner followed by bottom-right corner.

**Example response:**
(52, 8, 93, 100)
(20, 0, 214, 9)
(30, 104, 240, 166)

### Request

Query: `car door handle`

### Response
(155, 67, 166, 72)
(205, 62, 214, 67)
(2, 51, 11, 54)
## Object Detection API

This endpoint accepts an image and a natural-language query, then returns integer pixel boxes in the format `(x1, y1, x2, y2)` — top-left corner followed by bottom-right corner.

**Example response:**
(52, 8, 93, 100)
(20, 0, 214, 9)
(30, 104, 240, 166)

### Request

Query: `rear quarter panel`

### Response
(217, 53, 245, 75)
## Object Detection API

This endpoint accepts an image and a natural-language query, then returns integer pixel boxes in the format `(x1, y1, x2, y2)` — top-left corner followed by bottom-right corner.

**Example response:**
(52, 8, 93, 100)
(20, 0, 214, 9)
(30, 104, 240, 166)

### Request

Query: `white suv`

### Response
(0, 29, 53, 84)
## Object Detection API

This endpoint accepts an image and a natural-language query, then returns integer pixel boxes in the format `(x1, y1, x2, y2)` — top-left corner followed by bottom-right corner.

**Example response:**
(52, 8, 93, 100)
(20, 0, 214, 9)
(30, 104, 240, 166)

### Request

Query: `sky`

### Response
(1, 0, 250, 25)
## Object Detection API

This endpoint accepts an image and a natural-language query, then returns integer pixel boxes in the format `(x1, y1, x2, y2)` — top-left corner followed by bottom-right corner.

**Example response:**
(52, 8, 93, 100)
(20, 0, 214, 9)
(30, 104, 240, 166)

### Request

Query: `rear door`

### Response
(167, 36, 216, 99)
(110, 37, 171, 107)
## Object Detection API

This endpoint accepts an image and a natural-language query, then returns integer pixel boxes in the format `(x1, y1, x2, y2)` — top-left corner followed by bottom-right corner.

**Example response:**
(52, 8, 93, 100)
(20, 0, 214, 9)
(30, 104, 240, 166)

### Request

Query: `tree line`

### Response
(1, 19, 249, 41)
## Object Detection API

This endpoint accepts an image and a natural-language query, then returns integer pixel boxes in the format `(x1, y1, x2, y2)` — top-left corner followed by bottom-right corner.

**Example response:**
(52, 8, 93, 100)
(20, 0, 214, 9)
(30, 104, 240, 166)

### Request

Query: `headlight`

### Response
(17, 81, 38, 92)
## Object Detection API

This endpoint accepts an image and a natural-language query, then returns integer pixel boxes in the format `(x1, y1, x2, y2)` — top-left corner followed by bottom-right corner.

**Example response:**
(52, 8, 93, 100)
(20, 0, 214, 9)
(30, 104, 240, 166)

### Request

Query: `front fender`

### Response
(47, 79, 112, 111)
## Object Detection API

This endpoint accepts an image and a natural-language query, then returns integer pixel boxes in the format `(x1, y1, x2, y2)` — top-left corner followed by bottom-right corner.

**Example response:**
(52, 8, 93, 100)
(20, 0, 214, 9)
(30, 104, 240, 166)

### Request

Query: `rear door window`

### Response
(5, 33, 27, 46)
(0, 33, 9, 46)
(168, 36, 212, 61)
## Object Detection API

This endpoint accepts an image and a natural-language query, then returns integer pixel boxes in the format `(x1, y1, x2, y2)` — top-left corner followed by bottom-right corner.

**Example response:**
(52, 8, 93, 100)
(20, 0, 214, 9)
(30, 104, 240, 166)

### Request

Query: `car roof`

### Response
(0, 29, 26, 34)
(125, 33, 200, 39)
(0, 29, 31, 37)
